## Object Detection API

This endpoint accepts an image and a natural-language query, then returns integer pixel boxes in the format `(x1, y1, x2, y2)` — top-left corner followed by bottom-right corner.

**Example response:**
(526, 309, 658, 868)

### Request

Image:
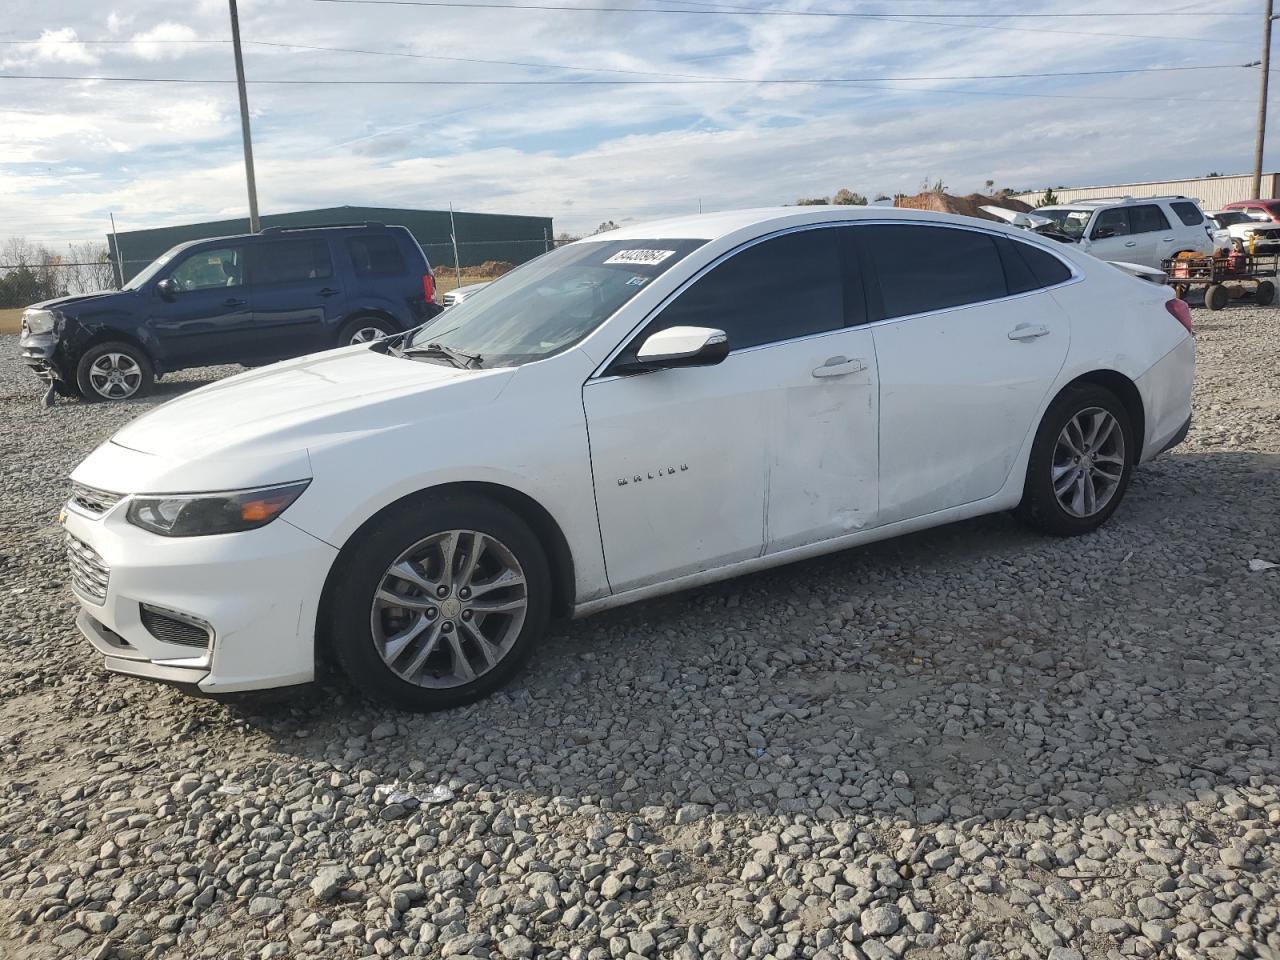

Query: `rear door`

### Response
(146, 244, 252, 368)
(247, 238, 342, 360)
(859, 224, 1071, 524)
(1129, 203, 1174, 265)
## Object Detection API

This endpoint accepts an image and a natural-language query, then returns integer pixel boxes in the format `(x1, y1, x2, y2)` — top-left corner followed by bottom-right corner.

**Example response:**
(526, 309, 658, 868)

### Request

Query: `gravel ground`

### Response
(0, 306, 1277, 960)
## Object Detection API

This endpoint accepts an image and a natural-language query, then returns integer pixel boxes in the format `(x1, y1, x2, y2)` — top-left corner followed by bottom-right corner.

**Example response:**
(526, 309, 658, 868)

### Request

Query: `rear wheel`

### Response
(1254, 279, 1275, 305)
(339, 317, 397, 346)
(324, 493, 551, 712)
(1204, 283, 1228, 311)
(75, 341, 154, 401)
(1015, 384, 1134, 537)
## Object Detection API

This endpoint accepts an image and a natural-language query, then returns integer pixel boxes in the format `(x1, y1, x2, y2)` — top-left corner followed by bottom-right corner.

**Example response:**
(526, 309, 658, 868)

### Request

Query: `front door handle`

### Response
(811, 356, 867, 378)
(1008, 323, 1050, 341)
(318, 287, 341, 297)
(1123, 240, 1138, 247)
(1161, 237, 1175, 243)
(223, 297, 247, 307)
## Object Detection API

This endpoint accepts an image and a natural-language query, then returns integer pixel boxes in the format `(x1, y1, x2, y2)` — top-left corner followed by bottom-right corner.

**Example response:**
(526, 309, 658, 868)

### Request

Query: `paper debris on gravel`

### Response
(373, 781, 454, 808)
(1248, 558, 1278, 571)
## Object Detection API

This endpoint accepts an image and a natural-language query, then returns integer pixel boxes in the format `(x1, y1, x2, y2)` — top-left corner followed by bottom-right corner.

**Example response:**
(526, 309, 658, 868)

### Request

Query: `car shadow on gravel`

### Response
(208, 449, 1278, 827)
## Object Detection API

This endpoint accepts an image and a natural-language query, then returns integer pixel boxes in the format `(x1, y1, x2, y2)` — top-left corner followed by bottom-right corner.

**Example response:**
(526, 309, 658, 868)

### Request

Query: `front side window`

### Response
(866, 225, 1006, 319)
(406, 238, 705, 367)
(1170, 201, 1204, 226)
(639, 228, 845, 352)
(1090, 209, 1130, 239)
(254, 240, 333, 285)
(347, 235, 406, 277)
(168, 247, 244, 292)
(1130, 205, 1171, 234)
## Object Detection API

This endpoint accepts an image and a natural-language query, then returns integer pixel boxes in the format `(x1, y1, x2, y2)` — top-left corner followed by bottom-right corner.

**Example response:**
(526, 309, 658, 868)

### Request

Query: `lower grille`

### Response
(66, 533, 110, 604)
(140, 605, 212, 649)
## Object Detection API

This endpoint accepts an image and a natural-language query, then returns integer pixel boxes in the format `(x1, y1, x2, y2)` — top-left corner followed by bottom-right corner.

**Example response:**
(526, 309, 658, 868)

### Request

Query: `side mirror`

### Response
(156, 278, 177, 301)
(633, 326, 729, 370)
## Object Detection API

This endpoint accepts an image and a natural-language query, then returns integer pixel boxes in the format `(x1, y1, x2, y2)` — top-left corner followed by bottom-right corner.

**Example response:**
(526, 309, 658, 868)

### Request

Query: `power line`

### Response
(0, 62, 1257, 86)
(307, 0, 1254, 18)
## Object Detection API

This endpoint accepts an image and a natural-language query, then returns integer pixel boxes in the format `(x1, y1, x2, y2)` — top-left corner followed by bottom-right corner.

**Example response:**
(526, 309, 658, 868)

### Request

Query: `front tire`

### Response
(1015, 384, 1134, 537)
(75, 341, 154, 401)
(323, 493, 551, 712)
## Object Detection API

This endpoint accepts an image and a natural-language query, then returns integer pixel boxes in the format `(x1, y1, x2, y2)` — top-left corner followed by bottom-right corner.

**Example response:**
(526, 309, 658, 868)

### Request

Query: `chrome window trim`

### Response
(589, 218, 1082, 380)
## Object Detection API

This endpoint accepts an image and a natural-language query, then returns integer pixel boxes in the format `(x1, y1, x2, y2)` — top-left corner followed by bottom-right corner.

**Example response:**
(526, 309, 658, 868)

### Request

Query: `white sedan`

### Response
(64, 207, 1195, 711)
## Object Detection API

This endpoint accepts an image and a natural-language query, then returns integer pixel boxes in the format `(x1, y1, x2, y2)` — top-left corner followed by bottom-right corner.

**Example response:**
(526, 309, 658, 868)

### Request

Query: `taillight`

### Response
(1165, 296, 1193, 334)
(423, 273, 436, 303)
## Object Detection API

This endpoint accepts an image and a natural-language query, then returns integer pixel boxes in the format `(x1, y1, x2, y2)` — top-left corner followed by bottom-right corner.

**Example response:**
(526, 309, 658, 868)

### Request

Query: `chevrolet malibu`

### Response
(64, 207, 1195, 712)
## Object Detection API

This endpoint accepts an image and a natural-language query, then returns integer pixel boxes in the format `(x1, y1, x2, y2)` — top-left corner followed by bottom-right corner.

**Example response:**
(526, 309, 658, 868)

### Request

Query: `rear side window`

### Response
(866, 225, 1006, 319)
(1170, 201, 1203, 226)
(1130, 204, 1172, 233)
(649, 228, 844, 351)
(254, 240, 332, 285)
(346, 235, 407, 277)
(998, 237, 1073, 294)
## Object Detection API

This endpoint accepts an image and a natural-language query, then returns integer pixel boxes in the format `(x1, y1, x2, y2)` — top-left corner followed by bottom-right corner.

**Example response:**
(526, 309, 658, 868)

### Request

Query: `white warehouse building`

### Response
(1013, 172, 1280, 209)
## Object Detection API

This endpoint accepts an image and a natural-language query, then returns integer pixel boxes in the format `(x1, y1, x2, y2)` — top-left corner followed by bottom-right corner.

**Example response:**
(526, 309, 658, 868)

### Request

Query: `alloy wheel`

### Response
(1052, 407, 1126, 518)
(350, 326, 387, 344)
(370, 529, 528, 688)
(88, 352, 143, 400)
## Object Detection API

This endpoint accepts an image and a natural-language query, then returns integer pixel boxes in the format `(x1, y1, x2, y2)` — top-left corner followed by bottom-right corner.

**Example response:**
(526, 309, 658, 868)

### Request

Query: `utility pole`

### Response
(228, 0, 261, 231)
(1253, 0, 1273, 199)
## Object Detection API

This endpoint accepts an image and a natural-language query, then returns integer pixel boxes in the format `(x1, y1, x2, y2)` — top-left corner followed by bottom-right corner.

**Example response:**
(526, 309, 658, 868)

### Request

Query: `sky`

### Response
(0, 0, 1270, 249)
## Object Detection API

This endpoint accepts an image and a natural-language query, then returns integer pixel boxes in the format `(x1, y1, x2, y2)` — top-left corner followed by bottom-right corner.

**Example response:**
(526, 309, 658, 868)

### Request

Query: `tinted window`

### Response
(347, 235, 407, 277)
(168, 247, 243, 292)
(866, 225, 1006, 318)
(1130, 204, 1171, 233)
(1171, 201, 1203, 226)
(1091, 209, 1130, 239)
(1013, 240, 1072, 288)
(644, 228, 844, 351)
(255, 240, 332, 285)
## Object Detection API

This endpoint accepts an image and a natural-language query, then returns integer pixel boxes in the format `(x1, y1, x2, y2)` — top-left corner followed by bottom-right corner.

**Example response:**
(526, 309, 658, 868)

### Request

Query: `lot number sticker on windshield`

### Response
(605, 249, 676, 266)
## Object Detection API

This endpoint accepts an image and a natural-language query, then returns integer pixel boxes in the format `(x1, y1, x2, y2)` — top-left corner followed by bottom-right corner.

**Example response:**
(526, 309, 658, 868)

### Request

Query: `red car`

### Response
(1221, 198, 1280, 223)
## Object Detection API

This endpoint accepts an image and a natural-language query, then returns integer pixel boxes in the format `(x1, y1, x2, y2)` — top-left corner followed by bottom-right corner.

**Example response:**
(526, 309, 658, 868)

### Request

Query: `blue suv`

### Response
(19, 222, 441, 401)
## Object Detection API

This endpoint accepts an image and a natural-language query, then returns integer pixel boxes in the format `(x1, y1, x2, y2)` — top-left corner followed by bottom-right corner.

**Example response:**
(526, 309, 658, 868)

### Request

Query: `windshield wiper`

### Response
(400, 341, 483, 369)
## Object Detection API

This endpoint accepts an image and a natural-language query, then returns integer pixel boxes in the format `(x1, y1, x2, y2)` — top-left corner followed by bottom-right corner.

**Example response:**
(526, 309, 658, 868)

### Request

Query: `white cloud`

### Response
(131, 22, 201, 61)
(24, 27, 98, 65)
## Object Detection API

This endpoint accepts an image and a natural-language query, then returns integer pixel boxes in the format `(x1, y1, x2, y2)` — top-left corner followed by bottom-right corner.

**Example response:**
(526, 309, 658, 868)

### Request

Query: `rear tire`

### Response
(338, 317, 398, 346)
(323, 493, 551, 712)
(1254, 279, 1275, 305)
(75, 341, 154, 402)
(1204, 283, 1228, 311)
(1015, 383, 1135, 537)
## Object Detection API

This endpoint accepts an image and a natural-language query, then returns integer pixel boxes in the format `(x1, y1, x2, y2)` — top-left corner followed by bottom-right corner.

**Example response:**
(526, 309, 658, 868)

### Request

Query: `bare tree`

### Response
(65, 241, 116, 293)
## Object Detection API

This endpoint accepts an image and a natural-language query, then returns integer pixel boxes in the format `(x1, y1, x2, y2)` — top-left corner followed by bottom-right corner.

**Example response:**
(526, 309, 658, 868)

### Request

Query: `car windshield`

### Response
(1036, 208, 1093, 240)
(121, 248, 179, 291)
(1216, 211, 1261, 226)
(406, 238, 706, 367)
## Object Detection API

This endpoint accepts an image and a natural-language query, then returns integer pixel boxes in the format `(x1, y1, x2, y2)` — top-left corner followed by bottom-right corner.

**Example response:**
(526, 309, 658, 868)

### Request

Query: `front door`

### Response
(584, 225, 879, 593)
(857, 224, 1071, 524)
(147, 244, 252, 368)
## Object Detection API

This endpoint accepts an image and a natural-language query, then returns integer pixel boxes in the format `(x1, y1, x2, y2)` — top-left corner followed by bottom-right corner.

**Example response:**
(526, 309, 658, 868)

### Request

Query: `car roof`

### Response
(590, 205, 1031, 243)
(169, 223, 401, 250)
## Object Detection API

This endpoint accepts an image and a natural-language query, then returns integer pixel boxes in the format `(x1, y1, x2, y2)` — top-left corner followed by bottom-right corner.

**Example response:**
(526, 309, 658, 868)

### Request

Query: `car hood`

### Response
(32, 290, 131, 312)
(108, 345, 513, 474)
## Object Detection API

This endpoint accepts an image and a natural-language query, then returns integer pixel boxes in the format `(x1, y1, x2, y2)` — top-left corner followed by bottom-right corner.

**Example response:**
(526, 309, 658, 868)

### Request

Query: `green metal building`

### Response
(108, 206, 554, 283)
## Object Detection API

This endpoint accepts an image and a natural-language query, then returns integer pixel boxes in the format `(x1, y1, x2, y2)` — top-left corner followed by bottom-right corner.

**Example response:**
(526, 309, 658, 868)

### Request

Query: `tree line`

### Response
(0, 238, 117, 308)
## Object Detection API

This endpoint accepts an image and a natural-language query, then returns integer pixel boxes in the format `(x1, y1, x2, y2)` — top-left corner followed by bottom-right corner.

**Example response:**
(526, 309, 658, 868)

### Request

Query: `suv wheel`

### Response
(76, 342, 154, 401)
(340, 317, 397, 345)
(1015, 383, 1134, 536)
(324, 493, 551, 712)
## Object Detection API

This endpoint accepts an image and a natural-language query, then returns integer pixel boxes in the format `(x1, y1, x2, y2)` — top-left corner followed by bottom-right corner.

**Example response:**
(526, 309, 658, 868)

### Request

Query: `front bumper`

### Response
(19, 331, 70, 384)
(64, 499, 339, 693)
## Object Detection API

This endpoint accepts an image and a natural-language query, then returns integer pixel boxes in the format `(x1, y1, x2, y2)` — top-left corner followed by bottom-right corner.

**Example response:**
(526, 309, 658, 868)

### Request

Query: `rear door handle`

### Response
(811, 356, 867, 378)
(1161, 237, 1175, 242)
(223, 297, 246, 307)
(1008, 323, 1050, 341)
(318, 287, 341, 297)
(1123, 240, 1138, 247)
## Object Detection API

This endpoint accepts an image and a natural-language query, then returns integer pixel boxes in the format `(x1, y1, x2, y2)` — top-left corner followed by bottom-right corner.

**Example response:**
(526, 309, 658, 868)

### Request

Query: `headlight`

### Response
(125, 481, 310, 537)
(23, 309, 56, 335)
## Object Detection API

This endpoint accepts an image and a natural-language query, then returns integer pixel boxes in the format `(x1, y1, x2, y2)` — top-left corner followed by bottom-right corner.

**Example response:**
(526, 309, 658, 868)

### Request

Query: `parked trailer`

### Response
(1163, 253, 1278, 310)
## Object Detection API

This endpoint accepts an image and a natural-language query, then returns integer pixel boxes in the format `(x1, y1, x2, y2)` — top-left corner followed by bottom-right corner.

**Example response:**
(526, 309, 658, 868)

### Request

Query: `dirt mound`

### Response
(894, 192, 1033, 221)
